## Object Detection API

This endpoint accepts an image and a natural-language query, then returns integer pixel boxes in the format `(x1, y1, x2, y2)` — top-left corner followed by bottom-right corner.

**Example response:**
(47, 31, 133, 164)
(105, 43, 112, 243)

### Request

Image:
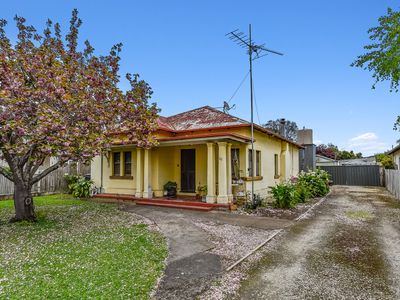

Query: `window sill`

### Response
(109, 176, 133, 180)
(241, 176, 263, 181)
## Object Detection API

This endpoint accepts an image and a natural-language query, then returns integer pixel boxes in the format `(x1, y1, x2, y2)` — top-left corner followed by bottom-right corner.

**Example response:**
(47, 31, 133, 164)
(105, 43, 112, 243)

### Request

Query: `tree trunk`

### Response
(12, 182, 36, 222)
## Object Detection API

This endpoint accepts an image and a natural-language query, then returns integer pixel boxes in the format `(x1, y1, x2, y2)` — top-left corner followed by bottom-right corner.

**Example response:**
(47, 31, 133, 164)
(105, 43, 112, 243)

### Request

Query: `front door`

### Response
(181, 149, 195, 192)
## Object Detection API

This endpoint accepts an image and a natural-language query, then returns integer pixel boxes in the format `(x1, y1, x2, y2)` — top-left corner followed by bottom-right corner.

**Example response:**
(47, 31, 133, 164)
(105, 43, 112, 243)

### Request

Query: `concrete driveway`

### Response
(237, 186, 400, 299)
(122, 205, 293, 300)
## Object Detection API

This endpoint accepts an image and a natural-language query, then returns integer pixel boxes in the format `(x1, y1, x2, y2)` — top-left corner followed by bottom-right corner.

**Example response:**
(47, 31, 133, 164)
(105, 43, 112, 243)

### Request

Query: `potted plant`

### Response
(163, 181, 177, 198)
(197, 184, 207, 202)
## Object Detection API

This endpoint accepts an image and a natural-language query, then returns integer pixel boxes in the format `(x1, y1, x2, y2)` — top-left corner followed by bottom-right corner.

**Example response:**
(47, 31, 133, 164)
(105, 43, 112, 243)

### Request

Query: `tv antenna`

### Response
(226, 24, 283, 206)
(223, 101, 236, 114)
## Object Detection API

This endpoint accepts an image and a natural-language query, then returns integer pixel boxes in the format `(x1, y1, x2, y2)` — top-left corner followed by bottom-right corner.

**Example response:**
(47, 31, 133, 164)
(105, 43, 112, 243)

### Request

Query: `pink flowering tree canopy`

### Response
(0, 10, 159, 221)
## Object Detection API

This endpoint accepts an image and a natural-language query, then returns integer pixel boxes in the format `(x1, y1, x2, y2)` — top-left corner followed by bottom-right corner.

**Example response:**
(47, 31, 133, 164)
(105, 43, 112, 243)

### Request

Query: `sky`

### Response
(1, 0, 399, 156)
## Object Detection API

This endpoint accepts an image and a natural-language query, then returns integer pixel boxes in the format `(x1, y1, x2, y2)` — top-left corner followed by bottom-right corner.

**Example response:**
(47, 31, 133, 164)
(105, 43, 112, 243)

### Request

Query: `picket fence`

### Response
(0, 162, 90, 197)
(385, 169, 400, 200)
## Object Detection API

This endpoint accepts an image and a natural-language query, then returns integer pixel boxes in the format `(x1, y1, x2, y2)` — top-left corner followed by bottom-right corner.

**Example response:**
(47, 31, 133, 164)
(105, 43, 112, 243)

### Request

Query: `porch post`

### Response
(135, 148, 143, 198)
(206, 143, 216, 203)
(217, 142, 228, 203)
(227, 143, 233, 202)
(143, 149, 152, 198)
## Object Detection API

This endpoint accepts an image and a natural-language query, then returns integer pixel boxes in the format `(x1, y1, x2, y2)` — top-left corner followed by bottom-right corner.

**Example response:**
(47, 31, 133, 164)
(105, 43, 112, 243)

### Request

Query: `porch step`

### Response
(134, 198, 228, 209)
(94, 194, 230, 211)
(135, 200, 213, 211)
(94, 194, 136, 201)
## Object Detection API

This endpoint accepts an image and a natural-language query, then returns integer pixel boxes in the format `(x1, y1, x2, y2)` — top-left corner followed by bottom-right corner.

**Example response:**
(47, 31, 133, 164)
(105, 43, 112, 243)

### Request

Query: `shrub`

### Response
(297, 169, 330, 198)
(64, 175, 80, 193)
(163, 181, 177, 190)
(270, 182, 297, 209)
(376, 153, 395, 169)
(295, 182, 311, 203)
(244, 193, 264, 210)
(270, 169, 330, 209)
(68, 176, 93, 198)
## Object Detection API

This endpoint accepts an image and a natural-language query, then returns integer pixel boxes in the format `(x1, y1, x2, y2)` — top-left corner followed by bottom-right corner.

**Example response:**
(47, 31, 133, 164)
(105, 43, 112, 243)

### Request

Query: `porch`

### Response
(100, 134, 251, 204)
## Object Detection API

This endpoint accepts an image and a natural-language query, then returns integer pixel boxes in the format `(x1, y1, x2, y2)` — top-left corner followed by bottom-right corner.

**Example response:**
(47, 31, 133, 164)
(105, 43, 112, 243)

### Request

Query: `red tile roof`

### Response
(157, 106, 303, 148)
(157, 106, 246, 131)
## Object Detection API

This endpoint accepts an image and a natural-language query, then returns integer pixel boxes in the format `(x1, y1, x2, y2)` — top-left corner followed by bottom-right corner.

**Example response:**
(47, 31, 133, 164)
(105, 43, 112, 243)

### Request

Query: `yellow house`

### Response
(91, 106, 302, 204)
(388, 145, 400, 169)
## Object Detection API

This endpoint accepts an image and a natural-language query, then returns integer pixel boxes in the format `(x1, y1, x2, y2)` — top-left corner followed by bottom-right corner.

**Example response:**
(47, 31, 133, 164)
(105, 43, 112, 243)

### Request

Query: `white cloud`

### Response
(349, 132, 378, 143)
(314, 139, 323, 145)
(346, 132, 388, 156)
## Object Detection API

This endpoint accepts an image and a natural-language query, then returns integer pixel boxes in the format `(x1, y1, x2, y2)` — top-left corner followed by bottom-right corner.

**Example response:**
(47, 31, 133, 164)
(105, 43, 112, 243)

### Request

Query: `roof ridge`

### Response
(165, 105, 212, 120)
(203, 105, 249, 125)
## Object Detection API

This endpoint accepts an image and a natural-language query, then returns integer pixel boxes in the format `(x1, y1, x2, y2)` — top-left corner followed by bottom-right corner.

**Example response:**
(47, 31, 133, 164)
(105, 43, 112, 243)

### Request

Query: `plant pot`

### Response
(166, 187, 177, 198)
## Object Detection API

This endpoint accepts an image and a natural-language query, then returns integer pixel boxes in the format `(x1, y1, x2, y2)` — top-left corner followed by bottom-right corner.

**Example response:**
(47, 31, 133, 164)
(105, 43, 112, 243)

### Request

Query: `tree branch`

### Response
(0, 166, 14, 182)
(29, 157, 45, 178)
(32, 160, 64, 184)
(19, 144, 37, 169)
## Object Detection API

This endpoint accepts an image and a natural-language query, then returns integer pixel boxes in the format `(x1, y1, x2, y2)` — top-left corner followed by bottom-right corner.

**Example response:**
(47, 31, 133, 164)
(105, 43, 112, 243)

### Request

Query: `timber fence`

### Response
(0, 162, 90, 198)
(385, 169, 400, 200)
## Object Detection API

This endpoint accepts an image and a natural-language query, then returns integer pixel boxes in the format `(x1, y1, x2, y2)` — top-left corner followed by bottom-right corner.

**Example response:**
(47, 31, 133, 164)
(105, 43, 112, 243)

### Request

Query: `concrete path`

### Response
(122, 205, 292, 299)
(237, 186, 400, 299)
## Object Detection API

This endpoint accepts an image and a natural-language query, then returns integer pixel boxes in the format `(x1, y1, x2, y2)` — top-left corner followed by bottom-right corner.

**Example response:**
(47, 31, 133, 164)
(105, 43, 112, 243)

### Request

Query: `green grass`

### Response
(0, 194, 83, 208)
(0, 195, 168, 299)
(345, 210, 373, 221)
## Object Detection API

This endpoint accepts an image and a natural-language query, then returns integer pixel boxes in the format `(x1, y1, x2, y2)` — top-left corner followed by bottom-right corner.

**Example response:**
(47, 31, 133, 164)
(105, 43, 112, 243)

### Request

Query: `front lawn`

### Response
(0, 195, 167, 299)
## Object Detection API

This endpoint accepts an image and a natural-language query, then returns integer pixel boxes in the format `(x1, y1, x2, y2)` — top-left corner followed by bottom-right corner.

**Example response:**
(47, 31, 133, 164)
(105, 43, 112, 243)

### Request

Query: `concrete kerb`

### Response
(225, 190, 332, 272)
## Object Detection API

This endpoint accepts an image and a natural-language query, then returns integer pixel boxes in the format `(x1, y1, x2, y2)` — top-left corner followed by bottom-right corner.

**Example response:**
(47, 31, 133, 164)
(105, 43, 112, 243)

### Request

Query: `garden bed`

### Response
(233, 169, 331, 220)
(234, 197, 322, 220)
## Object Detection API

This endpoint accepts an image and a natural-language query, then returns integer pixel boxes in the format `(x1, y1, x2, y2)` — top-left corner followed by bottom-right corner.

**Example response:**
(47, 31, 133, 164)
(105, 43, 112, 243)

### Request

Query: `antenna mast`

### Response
(226, 25, 283, 206)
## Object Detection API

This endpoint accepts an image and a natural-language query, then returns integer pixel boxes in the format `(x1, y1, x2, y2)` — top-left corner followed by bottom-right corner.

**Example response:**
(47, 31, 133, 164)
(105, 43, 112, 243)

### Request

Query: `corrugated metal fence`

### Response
(320, 165, 383, 186)
(385, 169, 400, 199)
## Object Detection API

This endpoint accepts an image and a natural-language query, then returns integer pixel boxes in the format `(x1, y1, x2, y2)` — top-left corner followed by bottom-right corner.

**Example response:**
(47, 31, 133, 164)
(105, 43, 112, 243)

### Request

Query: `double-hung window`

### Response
(248, 149, 261, 177)
(124, 152, 132, 176)
(112, 151, 133, 178)
(113, 152, 121, 176)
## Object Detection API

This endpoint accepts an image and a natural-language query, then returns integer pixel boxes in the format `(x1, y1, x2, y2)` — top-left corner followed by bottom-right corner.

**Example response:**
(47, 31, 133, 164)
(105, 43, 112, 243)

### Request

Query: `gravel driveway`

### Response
(237, 186, 400, 299)
(122, 205, 291, 299)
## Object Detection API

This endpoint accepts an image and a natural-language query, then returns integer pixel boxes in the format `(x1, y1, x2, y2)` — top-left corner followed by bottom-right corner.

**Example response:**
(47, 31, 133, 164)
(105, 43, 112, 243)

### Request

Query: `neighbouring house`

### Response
(316, 154, 339, 166)
(316, 154, 377, 167)
(387, 144, 400, 169)
(90, 106, 302, 203)
(339, 156, 377, 166)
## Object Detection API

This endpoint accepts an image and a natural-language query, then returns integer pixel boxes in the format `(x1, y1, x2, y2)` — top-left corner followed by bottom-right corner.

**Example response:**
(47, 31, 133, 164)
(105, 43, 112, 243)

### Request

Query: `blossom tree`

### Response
(0, 10, 159, 221)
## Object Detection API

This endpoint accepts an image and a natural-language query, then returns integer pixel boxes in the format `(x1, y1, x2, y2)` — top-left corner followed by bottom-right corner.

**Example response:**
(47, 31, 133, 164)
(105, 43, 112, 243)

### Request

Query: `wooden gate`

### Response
(320, 165, 382, 186)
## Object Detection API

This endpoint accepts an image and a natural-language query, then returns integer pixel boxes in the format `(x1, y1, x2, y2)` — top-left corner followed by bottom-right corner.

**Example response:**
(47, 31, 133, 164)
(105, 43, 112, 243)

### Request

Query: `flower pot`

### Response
(166, 187, 177, 198)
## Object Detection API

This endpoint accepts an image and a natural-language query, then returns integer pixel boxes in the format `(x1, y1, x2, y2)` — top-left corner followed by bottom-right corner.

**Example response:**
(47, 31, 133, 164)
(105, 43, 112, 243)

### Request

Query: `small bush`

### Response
(244, 193, 264, 210)
(295, 182, 311, 203)
(297, 169, 330, 198)
(270, 169, 330, 209)
(64, 175, 80, 193)
(163, 181, 177, 190)
(376, 153, 395, 169)
(270, 182, 297, 209)
(68, 176, 93, 198)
